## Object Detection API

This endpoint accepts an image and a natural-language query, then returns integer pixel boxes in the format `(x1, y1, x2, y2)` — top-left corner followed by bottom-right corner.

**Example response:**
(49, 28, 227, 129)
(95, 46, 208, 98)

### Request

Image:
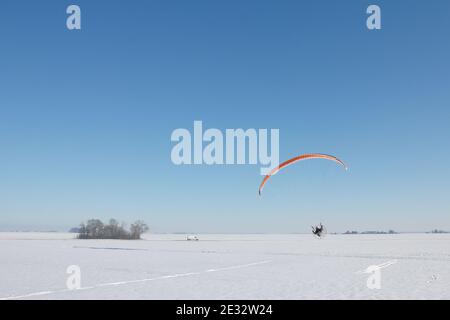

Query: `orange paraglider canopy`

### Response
(258, 153, 347, 195)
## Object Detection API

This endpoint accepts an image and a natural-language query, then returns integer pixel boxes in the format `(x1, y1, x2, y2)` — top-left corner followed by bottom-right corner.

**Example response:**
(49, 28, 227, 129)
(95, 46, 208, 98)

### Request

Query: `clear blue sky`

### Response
(0, 1, 449, 233)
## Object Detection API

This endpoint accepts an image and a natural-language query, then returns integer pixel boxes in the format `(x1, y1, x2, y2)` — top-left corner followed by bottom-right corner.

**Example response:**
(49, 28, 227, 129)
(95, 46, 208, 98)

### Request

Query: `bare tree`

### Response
(130, 220, 149, 239)
(85, 219, 104, 238)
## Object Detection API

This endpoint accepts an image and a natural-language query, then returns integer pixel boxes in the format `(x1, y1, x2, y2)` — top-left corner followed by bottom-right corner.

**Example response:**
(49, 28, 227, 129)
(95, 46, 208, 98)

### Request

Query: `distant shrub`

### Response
(77, 219, 149, 240)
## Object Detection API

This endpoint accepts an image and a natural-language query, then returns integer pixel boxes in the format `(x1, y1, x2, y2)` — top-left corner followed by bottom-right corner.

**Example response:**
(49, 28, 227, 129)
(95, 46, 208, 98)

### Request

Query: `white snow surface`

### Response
(0, 233, 449, 300)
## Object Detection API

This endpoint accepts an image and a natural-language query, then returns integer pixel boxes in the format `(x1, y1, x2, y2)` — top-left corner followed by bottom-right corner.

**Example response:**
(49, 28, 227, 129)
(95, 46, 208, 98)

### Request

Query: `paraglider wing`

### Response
(258, 153, 347, 195)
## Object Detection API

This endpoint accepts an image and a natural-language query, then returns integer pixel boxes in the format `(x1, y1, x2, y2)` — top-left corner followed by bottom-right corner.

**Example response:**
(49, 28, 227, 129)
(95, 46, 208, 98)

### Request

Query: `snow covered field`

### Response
(0, 233, 449, 300)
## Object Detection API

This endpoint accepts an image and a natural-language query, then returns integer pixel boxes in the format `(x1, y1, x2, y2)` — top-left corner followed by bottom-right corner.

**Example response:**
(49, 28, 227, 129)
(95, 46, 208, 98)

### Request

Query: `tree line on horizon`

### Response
(343, 230, 397, 234)
(76, 219, 149, 240)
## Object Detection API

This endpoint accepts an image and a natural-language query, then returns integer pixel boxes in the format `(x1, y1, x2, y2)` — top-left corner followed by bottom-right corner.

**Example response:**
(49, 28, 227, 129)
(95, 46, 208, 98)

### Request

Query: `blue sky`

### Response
(0, 0, 449, 232)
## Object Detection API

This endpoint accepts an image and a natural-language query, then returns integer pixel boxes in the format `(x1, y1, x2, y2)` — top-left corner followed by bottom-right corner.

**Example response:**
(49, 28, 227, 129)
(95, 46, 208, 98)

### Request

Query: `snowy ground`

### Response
(0, 233, 449, 300)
